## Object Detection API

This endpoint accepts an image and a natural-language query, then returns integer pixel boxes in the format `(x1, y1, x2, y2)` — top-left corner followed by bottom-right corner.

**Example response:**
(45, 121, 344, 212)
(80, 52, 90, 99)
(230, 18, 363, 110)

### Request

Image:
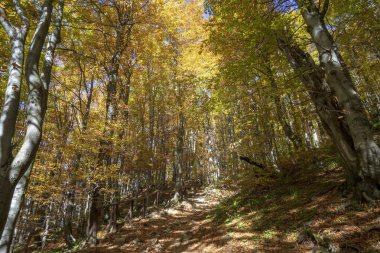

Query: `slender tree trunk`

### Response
(86, 185, 101, 246)
(173, 111, 185, 202)
(41, 202, 53, 249)
(99, 6, 134, 233)
(62, 69, 94, 247)
(63, 189, 76, 248)
(266, 62, 301, 150)
(0, 164, 32, 253)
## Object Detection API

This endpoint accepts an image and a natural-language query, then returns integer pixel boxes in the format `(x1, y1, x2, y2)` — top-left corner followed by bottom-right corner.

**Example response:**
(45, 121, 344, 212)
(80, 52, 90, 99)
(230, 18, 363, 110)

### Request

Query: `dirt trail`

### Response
(77, 190, 241, 253)
(68, 167, 380, 253)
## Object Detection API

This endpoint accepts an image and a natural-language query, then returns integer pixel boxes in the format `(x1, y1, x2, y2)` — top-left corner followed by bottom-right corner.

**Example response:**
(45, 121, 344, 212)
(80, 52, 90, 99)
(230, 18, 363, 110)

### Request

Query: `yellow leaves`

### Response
(20, 0, 221, 208)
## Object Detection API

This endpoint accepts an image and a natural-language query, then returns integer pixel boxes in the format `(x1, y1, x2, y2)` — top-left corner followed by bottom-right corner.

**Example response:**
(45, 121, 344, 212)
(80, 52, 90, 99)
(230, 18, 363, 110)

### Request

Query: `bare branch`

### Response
(0, 8, 15, 38)
(239, 156, 265, 169)
(12, 0, 29, 27)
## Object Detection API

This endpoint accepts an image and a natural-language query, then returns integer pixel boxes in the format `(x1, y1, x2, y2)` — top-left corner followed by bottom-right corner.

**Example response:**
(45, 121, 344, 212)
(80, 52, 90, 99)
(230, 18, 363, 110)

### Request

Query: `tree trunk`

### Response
(0, 164, 32, 253)
(278, 36, 379, 199)
(0, 3, 29, 237)
(41, 202, 53, 249)
(298, 1, 380, 199)
(63, 190, 76, 248)
(86, 185, 102, 246)
(107, 189, 119, 233)
(100, 6, 134, 233)
(173, 111, 185, 202)
(0, 0, 55, 237)
(266, 62, 301, 150)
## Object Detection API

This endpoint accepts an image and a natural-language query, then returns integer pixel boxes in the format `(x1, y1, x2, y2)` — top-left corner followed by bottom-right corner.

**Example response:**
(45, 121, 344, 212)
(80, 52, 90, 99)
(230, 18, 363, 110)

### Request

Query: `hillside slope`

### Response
(65, 153, 380, 253)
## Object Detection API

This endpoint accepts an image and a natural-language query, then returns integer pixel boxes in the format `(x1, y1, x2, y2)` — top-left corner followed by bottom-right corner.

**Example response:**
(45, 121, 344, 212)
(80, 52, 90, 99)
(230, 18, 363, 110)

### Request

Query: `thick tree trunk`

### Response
(278, 36, 379, 199)
(0, 0, 54, 236)
(108, 202, 118, 233)
(278, 39, 357, 174)
(298, 1, 380, 199)
(0, 0, 62, 241)
(107, 180, 119, 233)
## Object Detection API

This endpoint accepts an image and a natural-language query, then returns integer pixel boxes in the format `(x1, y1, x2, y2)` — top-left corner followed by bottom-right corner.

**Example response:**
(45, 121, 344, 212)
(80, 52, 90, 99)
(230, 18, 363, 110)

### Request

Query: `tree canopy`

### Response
(0, 0, 379, 252)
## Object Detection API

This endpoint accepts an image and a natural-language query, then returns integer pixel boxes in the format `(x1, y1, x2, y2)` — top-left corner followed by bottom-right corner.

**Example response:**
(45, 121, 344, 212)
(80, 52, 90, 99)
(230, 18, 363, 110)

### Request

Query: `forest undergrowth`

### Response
(1, 1, 380, 252)
(41, 147, 380, 253)
(212, 148, 380, 252)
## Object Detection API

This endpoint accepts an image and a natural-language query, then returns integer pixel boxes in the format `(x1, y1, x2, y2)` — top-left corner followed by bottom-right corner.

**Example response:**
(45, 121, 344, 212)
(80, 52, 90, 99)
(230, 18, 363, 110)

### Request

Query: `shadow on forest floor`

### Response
(46, 149, 380, 253)
(211, 150, 380, 252)
(71, 189, 241, 253)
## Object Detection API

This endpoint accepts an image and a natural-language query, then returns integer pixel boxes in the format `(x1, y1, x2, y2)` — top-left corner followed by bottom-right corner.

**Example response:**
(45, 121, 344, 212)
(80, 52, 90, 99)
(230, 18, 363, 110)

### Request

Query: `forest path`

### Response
(77, 189, 240, 253)
(70, 165, 380, 253)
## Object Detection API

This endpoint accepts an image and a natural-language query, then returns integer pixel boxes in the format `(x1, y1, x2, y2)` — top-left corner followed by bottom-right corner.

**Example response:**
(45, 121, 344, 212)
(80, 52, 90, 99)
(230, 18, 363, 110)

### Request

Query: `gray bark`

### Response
(86, 185, 101, 246)
(278, 38, 360, 184)
(0, 0, 62, 240)
(0, 0, 29, 236)
(298, 0, 380, 198)
(41, 203, 53, 249)
(0, 163, 32, 253)
(63, 70, 93, 249)
(177, 113, 185, 183)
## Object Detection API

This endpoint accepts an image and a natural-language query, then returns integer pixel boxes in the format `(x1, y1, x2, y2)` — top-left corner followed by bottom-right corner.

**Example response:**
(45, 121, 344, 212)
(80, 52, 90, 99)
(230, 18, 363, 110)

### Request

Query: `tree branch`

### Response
(0, 8, 15, 38)
(9, 0, 54, 184)
(41, 0, 64, 105)
(320, 0, 329, 18)
(12, 0, 29, 27)
(239, 156, 265, 169)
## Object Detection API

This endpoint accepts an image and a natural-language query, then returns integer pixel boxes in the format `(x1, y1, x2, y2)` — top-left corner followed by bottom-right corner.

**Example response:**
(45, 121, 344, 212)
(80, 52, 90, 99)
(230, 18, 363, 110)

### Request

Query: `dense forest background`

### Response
(0, 0, 379, 252)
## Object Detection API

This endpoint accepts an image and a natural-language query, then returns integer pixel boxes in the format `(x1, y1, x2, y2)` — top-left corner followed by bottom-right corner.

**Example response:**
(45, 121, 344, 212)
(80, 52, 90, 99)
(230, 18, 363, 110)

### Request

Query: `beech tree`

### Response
(1, 0, 379, 251)
(295, 0, 380, 199)
(0, 1, 64, 251)
(207, 0, 380, 199)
